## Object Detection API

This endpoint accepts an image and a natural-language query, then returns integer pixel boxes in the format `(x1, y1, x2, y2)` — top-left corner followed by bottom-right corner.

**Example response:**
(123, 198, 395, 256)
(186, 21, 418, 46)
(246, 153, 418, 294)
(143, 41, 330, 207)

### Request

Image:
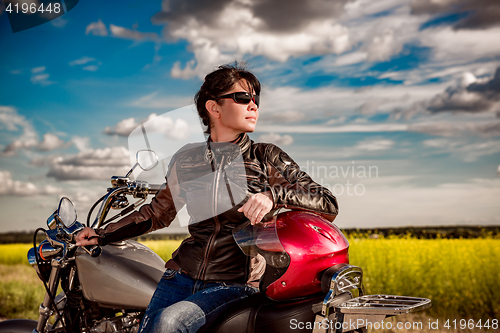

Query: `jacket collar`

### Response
(205, 133, 251, 163)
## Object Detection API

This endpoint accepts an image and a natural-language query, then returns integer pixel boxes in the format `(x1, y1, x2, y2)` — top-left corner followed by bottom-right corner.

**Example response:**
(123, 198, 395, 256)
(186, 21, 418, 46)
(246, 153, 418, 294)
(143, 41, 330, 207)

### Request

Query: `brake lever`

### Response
(80, 235, 102, 257)
(83, 245, 102, 258)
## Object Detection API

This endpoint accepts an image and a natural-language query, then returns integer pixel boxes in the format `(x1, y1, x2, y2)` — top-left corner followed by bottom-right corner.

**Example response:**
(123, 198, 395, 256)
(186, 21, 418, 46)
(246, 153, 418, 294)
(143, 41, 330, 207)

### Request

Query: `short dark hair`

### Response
(195, 62, 261, 134)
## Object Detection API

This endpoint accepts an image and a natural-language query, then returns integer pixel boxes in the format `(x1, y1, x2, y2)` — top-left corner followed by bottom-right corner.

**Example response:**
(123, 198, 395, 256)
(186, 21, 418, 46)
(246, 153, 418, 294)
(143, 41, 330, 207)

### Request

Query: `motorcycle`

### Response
(0, 149, 431, 333)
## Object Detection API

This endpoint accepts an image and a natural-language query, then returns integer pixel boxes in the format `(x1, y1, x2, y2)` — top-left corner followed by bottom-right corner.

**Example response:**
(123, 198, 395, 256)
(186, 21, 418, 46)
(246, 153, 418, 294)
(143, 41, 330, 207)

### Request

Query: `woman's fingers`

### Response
(237, 192, 273, 225)
(253, 209, 267, 225)
(75, 227, 98, 246)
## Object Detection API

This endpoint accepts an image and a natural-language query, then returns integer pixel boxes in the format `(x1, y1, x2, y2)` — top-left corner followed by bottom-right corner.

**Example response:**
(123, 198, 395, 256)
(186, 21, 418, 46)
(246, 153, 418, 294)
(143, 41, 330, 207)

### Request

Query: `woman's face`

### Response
(216, 80, 259, 136)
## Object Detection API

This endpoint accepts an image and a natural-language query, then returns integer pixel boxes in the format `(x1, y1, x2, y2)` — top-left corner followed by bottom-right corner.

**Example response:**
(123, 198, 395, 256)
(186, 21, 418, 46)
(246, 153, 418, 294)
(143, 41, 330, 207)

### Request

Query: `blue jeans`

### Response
(138, 268, 258, 333)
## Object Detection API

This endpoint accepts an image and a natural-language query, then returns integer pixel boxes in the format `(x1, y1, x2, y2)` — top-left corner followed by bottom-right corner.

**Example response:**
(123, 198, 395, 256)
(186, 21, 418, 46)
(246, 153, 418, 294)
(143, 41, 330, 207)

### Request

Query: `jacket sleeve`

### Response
(96, 157, 186, 245)
(263, 144, 338, 221)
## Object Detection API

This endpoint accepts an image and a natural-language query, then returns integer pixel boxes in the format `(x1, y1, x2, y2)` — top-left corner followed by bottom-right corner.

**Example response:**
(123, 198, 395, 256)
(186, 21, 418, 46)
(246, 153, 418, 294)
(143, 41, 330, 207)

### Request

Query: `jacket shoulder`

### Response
(251, 141, 283, 158)
(251, 141, 294, 168)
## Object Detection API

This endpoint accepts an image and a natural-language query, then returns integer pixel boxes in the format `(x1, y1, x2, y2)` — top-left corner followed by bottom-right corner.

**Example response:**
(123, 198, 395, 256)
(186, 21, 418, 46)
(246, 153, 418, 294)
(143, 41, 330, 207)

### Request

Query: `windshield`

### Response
(127, 105, 248, 228)
(125, 106, 350, 301)
(233, 214, 290, 293)
(233, 217, 287, 263)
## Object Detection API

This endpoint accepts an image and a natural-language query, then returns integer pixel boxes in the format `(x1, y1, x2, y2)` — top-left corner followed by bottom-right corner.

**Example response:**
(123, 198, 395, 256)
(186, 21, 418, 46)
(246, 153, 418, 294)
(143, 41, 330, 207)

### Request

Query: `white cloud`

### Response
(0, 106, 37, 156)
(337, 0, 426, 65)
(256, 123, 408, 134)
(334, 51, 367, 66)
(366, 29, 403, 62)
(0, 170, 62, 197)
(410, 0, 500, 30)
(109, 24, 160, 41)
(130, 92, 192, 109)
(105, 112, 194, 142)
(82, 65, 99, 72)
(69, 57, 101, 71)
(0, 170, 37, 196)
(420, 26, 500, 66)
(30, 74, 50, 85)
(69, 57, 96, 66)
(409, 119, 500, 137)
(104, 117, 139, 137)
(157, 1, 351, 79)
(259, 82, 451, 124)
(46, 147, 131, 181)
(2, 132, 70, 156)
(257, 114, 500, 137)
(86, 19, 108, 36)
(300, 0, 499, 87)
(71, 136, 91, 152)
(326, 117, 347, 125)
(355, 139, 395, 151)
(336, 178, 500, 228)
(378, 63, 498, 87)
(254, 69, 500, 137)
(257, 133, 294, 146)
(422, 138, 500, 162)
(428, 88, 493, 113)
(29, 66, 53, 86)
(151, 0, 499, 83)
(0, 106, 32, 132)
(31, 66, 45, 74)
(259, 110, 305, 124)
(37, 133, 69, 151)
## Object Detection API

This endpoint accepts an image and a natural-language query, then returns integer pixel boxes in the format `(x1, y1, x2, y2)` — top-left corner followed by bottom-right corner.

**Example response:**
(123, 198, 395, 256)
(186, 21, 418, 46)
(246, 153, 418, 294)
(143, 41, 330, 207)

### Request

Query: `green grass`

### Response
(0, 264, 46, 319)
(1, 239, 498, 321)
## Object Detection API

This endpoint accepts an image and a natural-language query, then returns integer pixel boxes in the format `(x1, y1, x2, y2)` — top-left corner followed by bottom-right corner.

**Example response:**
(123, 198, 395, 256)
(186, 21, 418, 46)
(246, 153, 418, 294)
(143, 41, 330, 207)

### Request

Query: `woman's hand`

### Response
(75, 227, 99, 246)
(238, 191, 274, 225)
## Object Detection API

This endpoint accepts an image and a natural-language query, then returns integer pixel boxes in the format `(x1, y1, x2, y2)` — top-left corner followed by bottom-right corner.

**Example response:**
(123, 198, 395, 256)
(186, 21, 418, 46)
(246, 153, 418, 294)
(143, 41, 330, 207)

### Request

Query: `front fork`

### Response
(36, 261, 63, 333)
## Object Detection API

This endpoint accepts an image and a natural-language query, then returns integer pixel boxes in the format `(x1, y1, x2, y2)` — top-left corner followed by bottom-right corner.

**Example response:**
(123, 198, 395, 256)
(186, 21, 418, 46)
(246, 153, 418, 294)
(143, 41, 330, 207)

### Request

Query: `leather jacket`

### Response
(96, 133, 338, 284)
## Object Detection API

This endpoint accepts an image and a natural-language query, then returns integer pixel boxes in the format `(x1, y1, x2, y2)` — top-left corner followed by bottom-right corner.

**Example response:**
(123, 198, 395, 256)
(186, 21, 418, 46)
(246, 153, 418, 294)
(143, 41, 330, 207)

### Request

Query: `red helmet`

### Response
(234, 210, 349, 300)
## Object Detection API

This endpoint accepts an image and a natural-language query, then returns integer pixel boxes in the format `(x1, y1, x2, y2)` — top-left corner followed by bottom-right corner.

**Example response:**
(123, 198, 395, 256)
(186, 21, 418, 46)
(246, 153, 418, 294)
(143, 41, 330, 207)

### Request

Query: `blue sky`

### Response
(0, 0, 499, 233)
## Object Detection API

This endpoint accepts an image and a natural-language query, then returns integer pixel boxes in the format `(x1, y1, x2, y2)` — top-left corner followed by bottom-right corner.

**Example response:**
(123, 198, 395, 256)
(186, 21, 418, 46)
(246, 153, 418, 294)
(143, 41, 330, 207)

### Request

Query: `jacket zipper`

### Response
(197, 155, 225, 280)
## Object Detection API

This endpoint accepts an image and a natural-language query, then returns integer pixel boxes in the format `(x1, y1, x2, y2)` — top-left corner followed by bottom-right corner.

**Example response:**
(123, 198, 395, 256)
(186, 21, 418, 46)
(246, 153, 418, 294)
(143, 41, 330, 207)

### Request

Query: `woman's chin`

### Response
(245, 126, 256, 133)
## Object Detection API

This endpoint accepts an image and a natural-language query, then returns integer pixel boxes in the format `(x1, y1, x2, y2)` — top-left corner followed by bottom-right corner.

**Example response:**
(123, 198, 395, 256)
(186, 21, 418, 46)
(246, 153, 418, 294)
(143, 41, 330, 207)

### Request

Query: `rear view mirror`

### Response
(46, 197, 77, 230)
(137, 150, 158, 171)
(58, 197, 77, 228)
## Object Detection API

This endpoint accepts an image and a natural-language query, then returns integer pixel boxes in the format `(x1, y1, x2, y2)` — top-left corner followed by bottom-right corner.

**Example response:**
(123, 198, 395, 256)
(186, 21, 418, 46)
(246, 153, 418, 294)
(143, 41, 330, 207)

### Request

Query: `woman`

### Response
(76, 63, 338, 333)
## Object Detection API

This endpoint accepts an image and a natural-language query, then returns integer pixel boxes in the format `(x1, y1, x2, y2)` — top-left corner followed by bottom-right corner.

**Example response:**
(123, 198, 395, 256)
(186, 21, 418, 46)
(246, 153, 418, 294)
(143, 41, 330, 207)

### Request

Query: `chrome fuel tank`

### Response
(75, 240, 165, 309)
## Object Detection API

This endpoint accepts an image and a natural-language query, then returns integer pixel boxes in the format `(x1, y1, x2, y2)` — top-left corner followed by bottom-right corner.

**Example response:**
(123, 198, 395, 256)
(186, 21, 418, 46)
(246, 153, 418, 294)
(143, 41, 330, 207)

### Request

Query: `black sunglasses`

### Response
(215, 92, 260, 107)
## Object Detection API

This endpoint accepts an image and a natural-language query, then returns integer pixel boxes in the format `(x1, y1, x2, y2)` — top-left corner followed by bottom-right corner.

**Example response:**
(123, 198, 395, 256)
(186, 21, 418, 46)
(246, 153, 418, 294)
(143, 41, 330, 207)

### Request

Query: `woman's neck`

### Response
(209, 130, 244, 143)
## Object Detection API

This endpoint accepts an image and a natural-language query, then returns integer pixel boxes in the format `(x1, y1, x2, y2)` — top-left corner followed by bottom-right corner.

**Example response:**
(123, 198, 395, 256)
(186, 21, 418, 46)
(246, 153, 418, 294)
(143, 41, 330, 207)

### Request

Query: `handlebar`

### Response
(90, 180, 163, 229)
(127, 180, 162, 195)
(148, 183, 162, 193)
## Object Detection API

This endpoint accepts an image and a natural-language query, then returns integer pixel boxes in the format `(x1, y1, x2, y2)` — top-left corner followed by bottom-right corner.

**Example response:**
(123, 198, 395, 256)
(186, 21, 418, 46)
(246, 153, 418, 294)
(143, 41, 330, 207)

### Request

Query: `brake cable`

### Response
(86, 193, 107, 227)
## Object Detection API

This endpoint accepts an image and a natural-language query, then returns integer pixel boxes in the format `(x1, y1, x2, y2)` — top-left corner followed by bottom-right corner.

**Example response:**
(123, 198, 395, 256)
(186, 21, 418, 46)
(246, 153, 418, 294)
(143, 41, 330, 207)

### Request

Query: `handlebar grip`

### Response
(148, 184, 162, 193)
(85, 245, 102, 258)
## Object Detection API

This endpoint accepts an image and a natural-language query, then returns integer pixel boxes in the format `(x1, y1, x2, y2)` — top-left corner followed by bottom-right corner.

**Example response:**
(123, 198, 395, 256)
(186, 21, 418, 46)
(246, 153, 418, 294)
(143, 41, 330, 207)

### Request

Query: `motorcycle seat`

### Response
(201, 292, 325, 333)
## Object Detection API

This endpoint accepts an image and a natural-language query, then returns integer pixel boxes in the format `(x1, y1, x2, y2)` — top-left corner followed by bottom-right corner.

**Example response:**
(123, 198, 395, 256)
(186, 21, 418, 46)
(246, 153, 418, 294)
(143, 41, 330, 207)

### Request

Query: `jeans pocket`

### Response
(162, 268, 178, 280)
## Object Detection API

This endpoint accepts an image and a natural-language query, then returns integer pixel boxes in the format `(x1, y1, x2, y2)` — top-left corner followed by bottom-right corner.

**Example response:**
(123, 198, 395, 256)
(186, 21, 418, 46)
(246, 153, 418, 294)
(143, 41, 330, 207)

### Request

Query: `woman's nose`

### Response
(248, 99, 258, 110)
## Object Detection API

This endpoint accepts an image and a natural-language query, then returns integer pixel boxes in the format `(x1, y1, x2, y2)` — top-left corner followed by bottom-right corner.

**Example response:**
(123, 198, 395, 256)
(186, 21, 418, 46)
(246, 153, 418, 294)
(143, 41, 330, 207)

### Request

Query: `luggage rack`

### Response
(337, 295, 431, 315)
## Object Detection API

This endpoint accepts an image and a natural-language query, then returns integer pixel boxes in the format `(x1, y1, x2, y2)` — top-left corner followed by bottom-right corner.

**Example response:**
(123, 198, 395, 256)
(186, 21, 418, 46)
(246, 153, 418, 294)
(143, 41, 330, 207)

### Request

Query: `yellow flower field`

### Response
(1, 238, 499, 321)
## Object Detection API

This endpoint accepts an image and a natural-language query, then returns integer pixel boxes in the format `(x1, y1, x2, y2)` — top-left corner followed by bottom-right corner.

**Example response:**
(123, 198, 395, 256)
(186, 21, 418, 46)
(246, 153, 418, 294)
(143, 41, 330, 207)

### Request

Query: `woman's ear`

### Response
(206, 100, 220, 119)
